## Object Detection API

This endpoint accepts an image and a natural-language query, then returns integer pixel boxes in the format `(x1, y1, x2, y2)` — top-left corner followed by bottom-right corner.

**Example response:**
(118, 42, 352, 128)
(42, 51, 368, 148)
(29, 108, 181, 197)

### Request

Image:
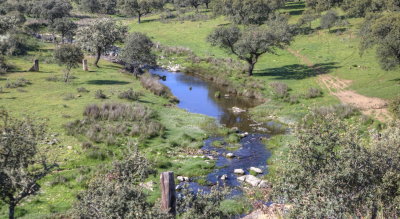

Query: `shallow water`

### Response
(151, 69, 275, 190)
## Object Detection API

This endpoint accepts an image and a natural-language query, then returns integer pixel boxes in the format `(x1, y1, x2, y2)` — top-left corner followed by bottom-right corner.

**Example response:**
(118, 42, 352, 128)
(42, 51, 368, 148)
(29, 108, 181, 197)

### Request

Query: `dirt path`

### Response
(287, 48, 390, 122)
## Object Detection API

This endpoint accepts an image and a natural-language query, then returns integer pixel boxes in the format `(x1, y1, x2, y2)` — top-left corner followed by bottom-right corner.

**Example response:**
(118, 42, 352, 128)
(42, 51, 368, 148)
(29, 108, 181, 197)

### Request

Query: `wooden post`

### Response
(82, 59, 88, 71)
(29, 60, 39, 72)
(160, 171, 176, 216)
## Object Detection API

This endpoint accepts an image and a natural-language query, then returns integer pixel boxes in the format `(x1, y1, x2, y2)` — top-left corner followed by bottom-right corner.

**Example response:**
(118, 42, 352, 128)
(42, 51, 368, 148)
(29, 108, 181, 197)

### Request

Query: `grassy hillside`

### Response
(0, 47, 213, 218)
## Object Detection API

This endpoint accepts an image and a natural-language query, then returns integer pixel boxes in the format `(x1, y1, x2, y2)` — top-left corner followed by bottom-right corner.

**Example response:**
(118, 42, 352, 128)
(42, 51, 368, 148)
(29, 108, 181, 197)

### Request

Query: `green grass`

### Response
(0, 47, 213, 218)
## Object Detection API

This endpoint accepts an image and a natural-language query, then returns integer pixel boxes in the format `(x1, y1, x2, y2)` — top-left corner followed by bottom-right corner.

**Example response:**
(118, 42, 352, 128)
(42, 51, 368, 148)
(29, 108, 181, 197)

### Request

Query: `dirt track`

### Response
(287, 48, 390, 122)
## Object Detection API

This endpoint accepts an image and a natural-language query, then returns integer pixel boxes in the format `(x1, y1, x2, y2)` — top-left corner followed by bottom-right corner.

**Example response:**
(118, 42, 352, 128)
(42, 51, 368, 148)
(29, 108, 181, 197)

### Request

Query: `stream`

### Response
(151, 69, 283, 193)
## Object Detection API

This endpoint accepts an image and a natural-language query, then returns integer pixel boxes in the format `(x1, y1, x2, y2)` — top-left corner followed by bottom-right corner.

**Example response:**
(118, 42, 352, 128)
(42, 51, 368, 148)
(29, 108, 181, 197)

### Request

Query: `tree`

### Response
(272, 113, 400, 218)
(80, 0, 117, 14)
(120, 32, 156, 75)
(73, 145, 170, 218)
(76, 18, 127, 67)
(298, 9, 318, 30)
(305, 0, 343, 13)
(174, 0, 202, 11)
(202, 0, 211, 9)
(360, 13, 400, 71)
(212, 0, 285, 25)
(119, 0, 164, 24)
(53, 44, 84, 82)
(320, 10, 338, 31)
(341, 0, 399, 18)
(208, 16, 292, 76)
(29, 0, 72, 23)
(0, 109, 57, 219)
(50, 18, 77, 43)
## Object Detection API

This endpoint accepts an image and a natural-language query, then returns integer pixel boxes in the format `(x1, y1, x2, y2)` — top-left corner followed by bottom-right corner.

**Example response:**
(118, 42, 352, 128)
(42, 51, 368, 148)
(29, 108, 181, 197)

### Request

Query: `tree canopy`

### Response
(50, 18, 77, 43)
(119, 0, 165, 23)
(212, 0, 285, 25)
(208, 16, 293, 76)
(53, 44, 84, 82)
(360, 13, 400, 71)
(0, 109, 57, 219)
(76, 18, 127, 67)
(120, 32, 156, 75)
(29, 0, 72, 23)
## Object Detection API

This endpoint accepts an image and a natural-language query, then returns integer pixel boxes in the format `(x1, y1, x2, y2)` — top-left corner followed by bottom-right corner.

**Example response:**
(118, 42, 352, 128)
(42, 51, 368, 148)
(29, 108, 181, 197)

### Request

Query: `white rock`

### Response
(221, 174, 228, 180)
(177, 176, 185, 182)
(234, 169, 245, 175)
(258, 180, 270, 188)
(238, 132, 249, 138)
(244, 175, 262, 187)
(67, 146, 72, 150)
(250, 167, 263, 174)
(139, 181, 155, 191)
(226, 153, 235, 158)
(237, 175, 247, 182)
(232, 106, 246, 114)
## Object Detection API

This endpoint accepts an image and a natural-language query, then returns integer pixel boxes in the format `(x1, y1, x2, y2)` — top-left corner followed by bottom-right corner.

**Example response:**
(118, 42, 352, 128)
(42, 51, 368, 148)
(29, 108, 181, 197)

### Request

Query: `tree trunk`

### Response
(138, 15, 141, 24)
(206, 3, 209, 9)
(160, 172, 176, 216)
(94, 48, 101, 68)
(248, 63, 254, 76)
(9, 204, 15, 219)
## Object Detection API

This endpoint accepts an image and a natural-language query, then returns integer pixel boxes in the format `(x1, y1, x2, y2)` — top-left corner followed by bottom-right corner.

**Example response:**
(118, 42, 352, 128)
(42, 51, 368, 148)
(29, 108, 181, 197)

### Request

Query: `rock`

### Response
(175, 185, 183, 190)
(244, 175, 262, 187)
(67, 146, 72, 150)
(232, 106, 246, 114)
(238, 132, 249, 138)
(250, 167, 263, 174)
(258, 180, 270, 188)
(177, 176, 189, 182)
(139, 181, 155, 191)
(234, 169, 245, 175)
(206, 155, 214, 160)
(226, 153, 235, 158)
(221, 174, 228, 180)
(231, 127, 239, 132)
(237, 175, 247, 182)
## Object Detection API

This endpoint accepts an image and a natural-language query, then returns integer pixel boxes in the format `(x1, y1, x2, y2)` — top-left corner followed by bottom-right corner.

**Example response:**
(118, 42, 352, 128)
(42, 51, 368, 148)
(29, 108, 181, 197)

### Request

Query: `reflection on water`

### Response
(150, 69, 277, 195)
(152, 69, 263, 132)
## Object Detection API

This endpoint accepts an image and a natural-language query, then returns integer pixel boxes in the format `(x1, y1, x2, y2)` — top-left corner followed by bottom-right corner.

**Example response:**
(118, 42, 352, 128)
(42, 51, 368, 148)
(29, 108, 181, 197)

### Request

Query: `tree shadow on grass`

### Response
(86, 80, 130, 85)
(254, 62, 339, 80)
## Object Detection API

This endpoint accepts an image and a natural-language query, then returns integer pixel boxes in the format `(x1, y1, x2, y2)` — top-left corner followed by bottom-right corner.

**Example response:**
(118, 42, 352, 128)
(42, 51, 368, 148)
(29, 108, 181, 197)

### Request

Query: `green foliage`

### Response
(0, 109, 57, 219)
(29, 0, 72, 23)
(49, 18, 77, 42)
(53, 44, 84, 82)
(342, 0, 399, 17)
(212, 0, 285, 25)
(120, 32, 156, 74)
(177, 185, 233, 218)
(0, 12, 26, 34)
(76, 18, 127, 67)
(360, 13, 400, 71)
(73, 146, 170, 218)
(320, 10, 338, 31)
(0, 33, 37, 56)
(175, 0, 202, 11)
(273, 114, 400, 218)
(79, 0, 117, 14)
(388, 96, 400, 119)
(119, 0, 164, 23)
(208, 15, 293, 75)
(118, 88, 142, 101)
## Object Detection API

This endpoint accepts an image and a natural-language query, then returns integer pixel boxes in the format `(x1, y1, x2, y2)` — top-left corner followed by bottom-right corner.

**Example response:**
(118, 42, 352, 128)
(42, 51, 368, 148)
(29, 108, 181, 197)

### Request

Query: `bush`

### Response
(305, 87, 323, 99)
(45, 75, 60, 82)
(0, 56, 9, 73)
(388, 96, 400, 119)
(288, 95, 300, 104)
(94, 89, 106, 99)
(140, 73, 173, 98)
(270, 82, 289, 99)
(311, 104, 360, 119)
(63, 93, 75, 100)
(77, 87, 89, 93)
(118, 88, 141, 101)
(5, 78, 31, 88)
(0, 33, 37, 56)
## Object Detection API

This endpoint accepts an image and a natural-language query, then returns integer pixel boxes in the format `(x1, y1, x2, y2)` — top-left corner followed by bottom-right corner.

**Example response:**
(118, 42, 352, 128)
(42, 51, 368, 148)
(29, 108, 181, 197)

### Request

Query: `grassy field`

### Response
(0, 1, 399, 218)
(0, 46, 215, 218)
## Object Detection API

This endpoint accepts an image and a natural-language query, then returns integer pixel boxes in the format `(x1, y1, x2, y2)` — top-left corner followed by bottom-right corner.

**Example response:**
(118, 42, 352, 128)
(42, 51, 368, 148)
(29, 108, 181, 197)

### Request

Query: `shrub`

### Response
(118, 88, 141, 101)
(311, 104, 360, 119)
(140, 73, 173, 98)
(270, 82, 289, 99)
(81, 142, 93, 149)
(0, 56, 8, 73)
(63, 93, 75, 100)
(94, 90, 106, 99)
(388, 96, 400, 119)
(77, 87, 90, 93)
(0, 33, 37, 56)
(288, 95, 300, 104)
(5, 78, 31, 88)
(46, 75, 60, 82)
(305, 87, 323, 99)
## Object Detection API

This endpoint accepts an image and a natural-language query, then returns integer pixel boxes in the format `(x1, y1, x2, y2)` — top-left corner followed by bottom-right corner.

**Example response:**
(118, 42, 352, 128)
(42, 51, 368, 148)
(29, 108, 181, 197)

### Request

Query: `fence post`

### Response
(82, 59, 88, 71)
(29, 60, 39, 72)
(160, 171, 176, 216)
